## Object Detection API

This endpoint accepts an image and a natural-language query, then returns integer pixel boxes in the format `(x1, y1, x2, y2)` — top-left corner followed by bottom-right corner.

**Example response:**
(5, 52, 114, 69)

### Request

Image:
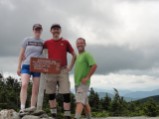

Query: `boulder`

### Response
(0, 109, 20, 119)
(0, 109, 54, 119)
(22, 115, 39, 119)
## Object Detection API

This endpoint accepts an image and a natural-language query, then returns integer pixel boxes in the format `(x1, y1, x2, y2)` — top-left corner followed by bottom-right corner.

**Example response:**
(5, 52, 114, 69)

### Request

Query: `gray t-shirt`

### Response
(21, 37, 43, 65)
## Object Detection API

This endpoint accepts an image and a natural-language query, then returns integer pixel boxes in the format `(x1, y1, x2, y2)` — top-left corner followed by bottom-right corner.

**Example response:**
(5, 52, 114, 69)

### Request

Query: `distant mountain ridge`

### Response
(123, 89, 159, 100)
(135, 95, 159, 103)
(98, 92, 114, 98)
(98, 92, 135, 102)
(95, 88, 159, 101)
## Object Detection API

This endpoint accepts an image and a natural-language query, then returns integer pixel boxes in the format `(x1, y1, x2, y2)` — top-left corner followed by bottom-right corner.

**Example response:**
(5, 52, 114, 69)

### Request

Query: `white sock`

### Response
(64, 110, 71, 116)
(31, 106, 35, 109)
(75, 113, 81, 119)
(21, 104, 25, 110)
(50, 108, 57, 114)
(86, 113, 92, 119)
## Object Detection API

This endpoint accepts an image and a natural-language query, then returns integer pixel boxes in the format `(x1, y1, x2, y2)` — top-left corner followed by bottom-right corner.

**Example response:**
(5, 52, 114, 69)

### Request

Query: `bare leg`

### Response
(64, 102, 71, 117)
(49, 99, 57, 118)
(31, 77, 40, 107)
(84, 104, 92, 119)
(64, 102, 70, 110)
(49, 99, 57, 108)
(74, 103, 84, 119)
(20, 74, 30, 110)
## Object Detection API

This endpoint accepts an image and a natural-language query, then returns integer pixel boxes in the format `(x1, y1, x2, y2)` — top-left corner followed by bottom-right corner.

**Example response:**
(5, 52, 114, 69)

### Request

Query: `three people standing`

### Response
(17, 23, 97, 119)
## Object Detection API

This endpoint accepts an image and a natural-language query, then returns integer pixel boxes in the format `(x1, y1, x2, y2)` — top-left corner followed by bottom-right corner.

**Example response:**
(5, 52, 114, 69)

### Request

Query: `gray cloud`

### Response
(85, 45, 159, 74)
(118, 0, 159, 2)
(0, 0, 118, 56)
(0, 0, 159, 77)
(2, 44, 159, 75)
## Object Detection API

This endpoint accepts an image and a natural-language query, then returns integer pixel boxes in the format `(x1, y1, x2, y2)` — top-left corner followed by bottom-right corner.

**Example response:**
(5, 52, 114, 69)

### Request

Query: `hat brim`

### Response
(51, 25, 61, 29)
(34, 27, 42, 30)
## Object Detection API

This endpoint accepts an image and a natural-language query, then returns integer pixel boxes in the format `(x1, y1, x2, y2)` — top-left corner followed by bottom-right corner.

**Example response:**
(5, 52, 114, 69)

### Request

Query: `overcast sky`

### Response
(1, 0, 159, 92)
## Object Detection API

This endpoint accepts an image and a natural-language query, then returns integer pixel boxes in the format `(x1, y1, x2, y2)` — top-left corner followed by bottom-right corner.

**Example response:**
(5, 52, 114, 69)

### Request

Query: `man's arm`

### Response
(67, 51, 76, 72)
(81, 64, 97, 84)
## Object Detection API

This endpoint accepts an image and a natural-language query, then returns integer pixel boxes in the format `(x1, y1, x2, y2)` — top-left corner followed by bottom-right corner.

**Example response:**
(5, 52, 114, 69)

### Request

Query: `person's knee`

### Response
(63, 93, 70, 103)
(49, 94, 56, 101)
(21, 83, 28, 90)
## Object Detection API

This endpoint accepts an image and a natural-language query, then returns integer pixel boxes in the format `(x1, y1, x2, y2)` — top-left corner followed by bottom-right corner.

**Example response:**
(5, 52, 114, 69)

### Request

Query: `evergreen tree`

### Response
(101, 93, 111, 111)
(110, 88, 127, 116)
(144, 99, 159, 117)
(89, 88, 100, 111)
(1, 73, 159, 117)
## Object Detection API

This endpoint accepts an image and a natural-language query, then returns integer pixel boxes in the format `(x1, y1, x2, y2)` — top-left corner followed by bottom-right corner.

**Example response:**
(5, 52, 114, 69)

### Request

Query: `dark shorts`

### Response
(21, 65, 41, 78)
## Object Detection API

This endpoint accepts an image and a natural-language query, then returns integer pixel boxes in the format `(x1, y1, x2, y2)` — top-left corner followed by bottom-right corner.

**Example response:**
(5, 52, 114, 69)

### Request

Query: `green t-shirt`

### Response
(74, 51, 96, 86)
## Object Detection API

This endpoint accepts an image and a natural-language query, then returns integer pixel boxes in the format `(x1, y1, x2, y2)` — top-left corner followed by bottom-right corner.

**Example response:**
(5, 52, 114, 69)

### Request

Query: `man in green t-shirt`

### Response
(74, 38, 97, 119)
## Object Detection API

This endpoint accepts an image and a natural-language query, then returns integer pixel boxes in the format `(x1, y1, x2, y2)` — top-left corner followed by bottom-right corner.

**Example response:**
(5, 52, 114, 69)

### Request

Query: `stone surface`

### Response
(0, 109, 159, 119)
(20, 109, 52, 119)
(76, 117, 156, 119)
(22, 115, 39, 119)
(0, 109, 53, 119)
(30, 110, 45, 116)
(0, 109, 20, 119)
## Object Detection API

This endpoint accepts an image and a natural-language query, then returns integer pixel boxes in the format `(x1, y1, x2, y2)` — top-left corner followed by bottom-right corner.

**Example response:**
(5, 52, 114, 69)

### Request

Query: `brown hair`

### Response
(77, 37, 86, 43)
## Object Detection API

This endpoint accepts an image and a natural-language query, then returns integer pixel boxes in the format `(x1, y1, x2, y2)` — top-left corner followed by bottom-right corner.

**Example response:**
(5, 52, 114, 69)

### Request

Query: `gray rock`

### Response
(22, 115, 40, 119)
(39, 113, 49, 118)
(0, 109, 20, 119)
(19, 109, 52, 119)
(48, 117, 54, 119)
(22, 115, 53, 119)
(31, 110, 45, 116)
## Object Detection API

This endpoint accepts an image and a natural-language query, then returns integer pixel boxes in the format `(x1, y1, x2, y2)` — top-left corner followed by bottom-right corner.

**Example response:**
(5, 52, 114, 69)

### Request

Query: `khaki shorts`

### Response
(45, 68, 70, 94)
(75, 84, 89, 105)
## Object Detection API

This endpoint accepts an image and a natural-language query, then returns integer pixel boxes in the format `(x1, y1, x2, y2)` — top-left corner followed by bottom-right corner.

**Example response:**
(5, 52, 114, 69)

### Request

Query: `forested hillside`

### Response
(0, 73, 159, 117)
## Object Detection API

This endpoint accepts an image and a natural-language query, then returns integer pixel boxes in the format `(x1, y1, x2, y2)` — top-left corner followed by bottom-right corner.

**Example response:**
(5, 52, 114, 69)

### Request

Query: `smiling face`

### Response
(33, 28, 42, 38)
(50, 27, 61, 40)
(76, 38, 86, 53)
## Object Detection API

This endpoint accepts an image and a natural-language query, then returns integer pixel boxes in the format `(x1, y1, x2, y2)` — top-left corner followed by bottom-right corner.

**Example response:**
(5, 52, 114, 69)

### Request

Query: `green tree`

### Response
(0, 76, 21, 110)
(101, 93, 111, 111)
(89, 88, 100, 111)
(110, 88, 128, 116)
(144, 99, 159, 117)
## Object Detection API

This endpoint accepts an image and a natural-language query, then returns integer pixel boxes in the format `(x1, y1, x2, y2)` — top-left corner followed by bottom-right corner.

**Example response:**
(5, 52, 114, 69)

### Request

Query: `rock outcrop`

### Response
(0, 109, 53, 119)
(0, 109, 20, 119)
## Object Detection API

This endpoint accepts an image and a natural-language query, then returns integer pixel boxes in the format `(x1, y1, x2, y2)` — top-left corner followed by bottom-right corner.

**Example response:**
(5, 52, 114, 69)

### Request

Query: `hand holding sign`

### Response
(30, 57, 61, 74)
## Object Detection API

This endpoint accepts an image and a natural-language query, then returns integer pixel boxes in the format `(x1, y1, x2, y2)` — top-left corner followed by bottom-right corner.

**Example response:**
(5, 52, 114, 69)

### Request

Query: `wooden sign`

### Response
(30, 57, 61, 74)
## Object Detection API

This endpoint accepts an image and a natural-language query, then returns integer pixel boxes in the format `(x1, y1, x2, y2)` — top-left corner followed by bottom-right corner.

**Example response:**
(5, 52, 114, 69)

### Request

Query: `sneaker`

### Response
(19, 109, 24, 113)
(24, 107, 36, 112)
(19, 109, 28, 117)
(64, 116, 71, 119)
